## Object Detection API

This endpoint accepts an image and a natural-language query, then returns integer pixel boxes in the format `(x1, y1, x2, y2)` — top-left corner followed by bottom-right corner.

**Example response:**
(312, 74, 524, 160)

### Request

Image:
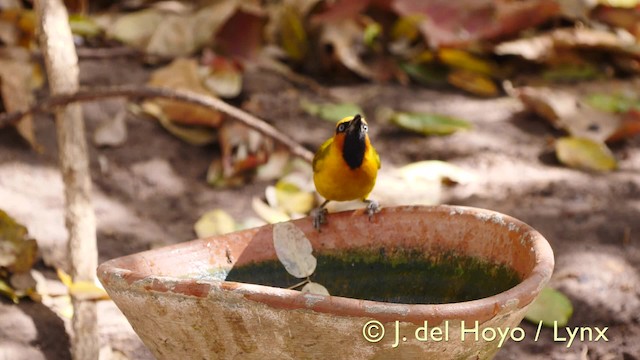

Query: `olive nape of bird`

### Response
(311, 114, 381, 230)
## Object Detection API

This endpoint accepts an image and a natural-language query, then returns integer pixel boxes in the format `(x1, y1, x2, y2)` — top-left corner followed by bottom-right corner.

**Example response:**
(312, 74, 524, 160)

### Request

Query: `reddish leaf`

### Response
(311, 0, 372, 23)
(147, 58, 223, 127)
(391, 0, 559, 47)
(607, 109, 640, 142)
(592, 5, 640, 37)
(216, 10, 266, 62)
(218, 122, 273, 180)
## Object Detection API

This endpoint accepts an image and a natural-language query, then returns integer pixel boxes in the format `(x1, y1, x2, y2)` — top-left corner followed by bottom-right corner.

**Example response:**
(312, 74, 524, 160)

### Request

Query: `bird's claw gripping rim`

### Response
(365, 199, 380, 220)
(312, 207, 328, 231)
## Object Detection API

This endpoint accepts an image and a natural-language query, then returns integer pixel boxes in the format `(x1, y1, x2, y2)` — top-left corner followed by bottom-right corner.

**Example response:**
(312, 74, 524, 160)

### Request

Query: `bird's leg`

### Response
(363, 198, 380, 220)
(311, 200, 330, 231)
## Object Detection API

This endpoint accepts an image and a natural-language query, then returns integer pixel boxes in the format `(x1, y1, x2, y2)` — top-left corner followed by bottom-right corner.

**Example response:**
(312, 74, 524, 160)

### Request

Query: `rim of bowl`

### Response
(98, 205, 555, 324)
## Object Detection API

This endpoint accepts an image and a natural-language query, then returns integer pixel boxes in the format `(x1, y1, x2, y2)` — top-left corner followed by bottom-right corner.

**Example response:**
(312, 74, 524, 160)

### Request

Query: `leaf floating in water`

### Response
(555, 137, 617, 172)
(524, 287, 573, 327)
(272, 222, 316, 278)
(301, 282, 330, 296)
(300, 99, 364, 123)
(391, 112, 472, 136)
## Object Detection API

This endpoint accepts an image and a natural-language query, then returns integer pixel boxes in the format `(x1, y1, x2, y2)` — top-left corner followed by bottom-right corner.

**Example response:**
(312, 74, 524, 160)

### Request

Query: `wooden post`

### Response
(34, 0, 99, 359)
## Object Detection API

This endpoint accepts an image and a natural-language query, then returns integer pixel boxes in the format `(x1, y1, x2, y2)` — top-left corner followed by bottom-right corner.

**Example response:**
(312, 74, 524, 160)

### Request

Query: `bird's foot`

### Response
(364, 199, 380, 221)
(311, 206, 328, 231)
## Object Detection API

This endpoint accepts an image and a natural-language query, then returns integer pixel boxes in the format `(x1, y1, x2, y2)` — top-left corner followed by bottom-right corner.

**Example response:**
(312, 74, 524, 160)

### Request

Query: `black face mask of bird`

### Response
(342, 114, 366, 170)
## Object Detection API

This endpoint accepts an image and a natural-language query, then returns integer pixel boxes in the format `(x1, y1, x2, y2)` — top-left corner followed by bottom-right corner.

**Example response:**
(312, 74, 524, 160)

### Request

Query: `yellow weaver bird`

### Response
(312, 114, 381, 229)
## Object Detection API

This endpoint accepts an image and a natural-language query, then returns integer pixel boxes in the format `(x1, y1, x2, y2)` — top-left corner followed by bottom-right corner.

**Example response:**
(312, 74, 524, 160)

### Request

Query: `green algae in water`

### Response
(224, 249, 521, 304)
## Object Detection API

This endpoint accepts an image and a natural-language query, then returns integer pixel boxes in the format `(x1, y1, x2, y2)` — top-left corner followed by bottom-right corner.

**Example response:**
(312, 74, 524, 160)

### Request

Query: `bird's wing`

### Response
(313, 137, 333, 172)
(373, 147, 381, 169)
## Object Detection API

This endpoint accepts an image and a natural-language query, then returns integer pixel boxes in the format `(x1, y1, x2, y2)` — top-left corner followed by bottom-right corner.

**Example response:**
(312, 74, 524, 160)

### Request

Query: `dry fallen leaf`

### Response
(447, 69, 499, 97)
(515, 86, 622, 142)
(252, 197, 290, 224)
(0, 58, 41, 151)
(279, 5, 309, 61)
(109, 9, 164, 48)
(218, 121, 273, 180)
(57, 268, 109, 301)
(301, 282, 330, 296)
(392, 0, 559, 47)
(0, 209, 38, 274)
(108, 1, 238, 57)
(147, 57, 223, 127)
(273, 222, 316, 278)
(194, 209, 237, 238)
(438, 49, 495, 75)
(555, 136, 617, 171)
(256, 150, 291, 181)
(93, 108, 128, 147)
(201, 53, 243, 98)
(141, 102, 217, 146)
(607, 109, 640, 142)
(274, 180, 315, 215)
(494, 27, 640, 62)
(320, 19, 375, 79)
(215, 10, 266, 62)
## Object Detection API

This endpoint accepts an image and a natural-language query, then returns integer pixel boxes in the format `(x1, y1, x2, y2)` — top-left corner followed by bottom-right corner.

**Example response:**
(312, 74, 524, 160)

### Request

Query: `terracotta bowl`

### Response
(98, 205, 554, 359)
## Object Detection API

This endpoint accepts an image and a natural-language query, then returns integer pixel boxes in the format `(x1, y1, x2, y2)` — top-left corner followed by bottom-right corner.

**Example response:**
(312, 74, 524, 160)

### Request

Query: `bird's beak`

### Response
(346, 115, 364, 138)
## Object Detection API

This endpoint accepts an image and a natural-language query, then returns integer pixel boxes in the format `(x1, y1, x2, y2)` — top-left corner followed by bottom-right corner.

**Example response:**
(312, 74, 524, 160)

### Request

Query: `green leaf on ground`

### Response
(300, 99, 364, 122)
(524, 287, 573, 327)
(69, 14, 102, 37)
(391, 112, 472, 136)
(585, 93, 640, 113)
(400, 62, 448, 86)
(555, 137, 617, 171)
(543, 64, 601, 82)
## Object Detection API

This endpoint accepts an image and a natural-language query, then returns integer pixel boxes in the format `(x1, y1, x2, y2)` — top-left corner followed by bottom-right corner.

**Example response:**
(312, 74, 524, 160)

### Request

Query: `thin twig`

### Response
(76, 46, 143, 59)
(0, 85, 315, 163)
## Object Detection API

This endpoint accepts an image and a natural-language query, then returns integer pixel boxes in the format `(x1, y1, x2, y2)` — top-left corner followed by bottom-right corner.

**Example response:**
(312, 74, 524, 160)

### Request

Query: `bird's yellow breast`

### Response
(313, 136, 379, 202)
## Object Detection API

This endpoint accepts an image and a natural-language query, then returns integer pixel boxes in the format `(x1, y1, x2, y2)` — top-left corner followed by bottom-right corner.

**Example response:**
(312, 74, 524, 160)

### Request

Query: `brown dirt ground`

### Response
(0, 57, 639, 360)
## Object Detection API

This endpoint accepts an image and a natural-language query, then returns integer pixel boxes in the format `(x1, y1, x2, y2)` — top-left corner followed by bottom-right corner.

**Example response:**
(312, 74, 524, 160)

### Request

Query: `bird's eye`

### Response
(363, 124, 368, 132)
(337, 123, 346, 132)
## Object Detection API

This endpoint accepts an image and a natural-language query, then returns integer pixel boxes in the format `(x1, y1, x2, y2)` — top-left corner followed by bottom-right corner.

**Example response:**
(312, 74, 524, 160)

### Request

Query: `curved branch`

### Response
(0, 85, 315, 163)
